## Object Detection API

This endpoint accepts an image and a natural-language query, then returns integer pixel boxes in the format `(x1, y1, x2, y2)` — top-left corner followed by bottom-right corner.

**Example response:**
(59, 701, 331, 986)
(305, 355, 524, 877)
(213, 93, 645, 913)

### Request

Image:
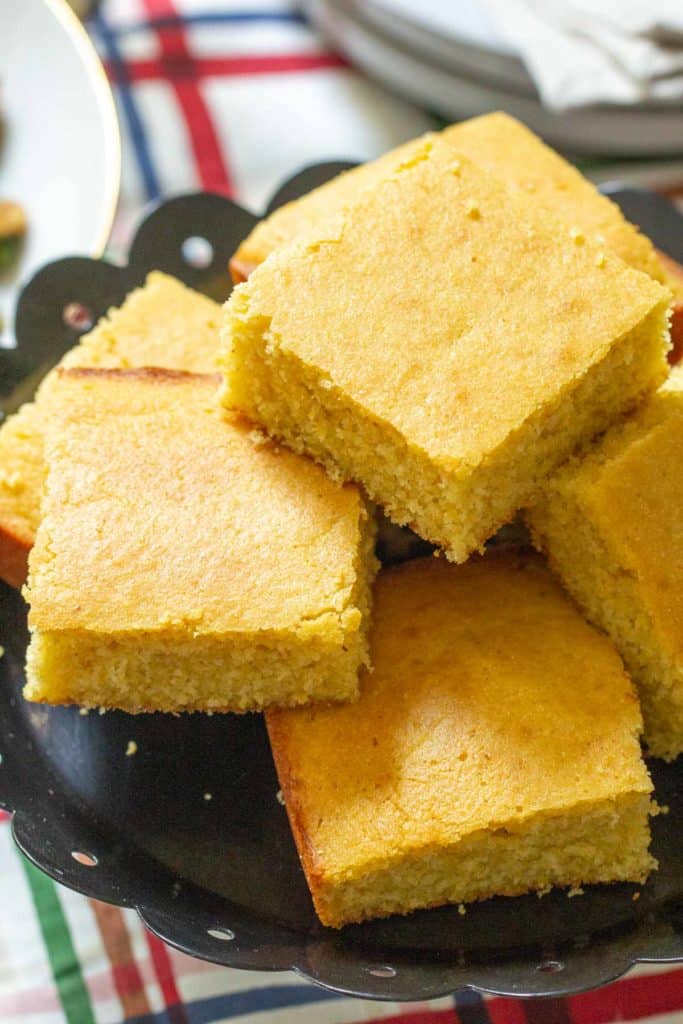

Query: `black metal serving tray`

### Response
(0, 166, 681, 1002)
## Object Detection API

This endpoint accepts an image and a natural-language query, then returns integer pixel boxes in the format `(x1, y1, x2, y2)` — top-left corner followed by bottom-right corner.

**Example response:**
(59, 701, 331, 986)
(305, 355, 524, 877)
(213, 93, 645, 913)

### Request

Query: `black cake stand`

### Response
(0, 168, 681, 1001)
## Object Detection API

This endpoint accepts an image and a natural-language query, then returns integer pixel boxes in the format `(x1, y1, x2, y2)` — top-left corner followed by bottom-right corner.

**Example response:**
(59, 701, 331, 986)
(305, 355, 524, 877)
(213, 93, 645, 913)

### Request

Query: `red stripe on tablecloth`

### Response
(568, 966, 683, 1022)
(140, 0, 233, 195)
(113, 53, 347, 82)
(145, 931, 189, 1023)
(90, 901, 152, 1019)
(522, 998, 571, 1024)
(486, 999, 528, 1024)
(361, 1011, 457, 1024)
(169, 74, 233, 193)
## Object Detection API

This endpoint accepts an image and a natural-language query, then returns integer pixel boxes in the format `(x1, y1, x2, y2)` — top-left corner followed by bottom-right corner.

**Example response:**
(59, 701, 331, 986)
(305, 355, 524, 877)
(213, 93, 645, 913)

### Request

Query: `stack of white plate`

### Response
(303, 0, 683, 157)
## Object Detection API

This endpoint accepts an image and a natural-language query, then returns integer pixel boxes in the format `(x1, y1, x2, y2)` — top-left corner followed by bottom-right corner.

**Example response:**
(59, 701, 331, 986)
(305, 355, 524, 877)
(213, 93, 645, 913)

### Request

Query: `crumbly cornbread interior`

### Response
(0, 272, 221, 588)
(223, 139, 670, 562)
(24, 368, 376, 713)
(232, 112, 667, 285)
(267, 554, 655, 928)
(527, 385, 683, 761)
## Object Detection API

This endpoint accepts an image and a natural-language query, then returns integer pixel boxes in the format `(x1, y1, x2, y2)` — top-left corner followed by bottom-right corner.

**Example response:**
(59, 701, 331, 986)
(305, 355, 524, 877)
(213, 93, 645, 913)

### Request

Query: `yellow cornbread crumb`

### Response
(125, 741, 138, 757)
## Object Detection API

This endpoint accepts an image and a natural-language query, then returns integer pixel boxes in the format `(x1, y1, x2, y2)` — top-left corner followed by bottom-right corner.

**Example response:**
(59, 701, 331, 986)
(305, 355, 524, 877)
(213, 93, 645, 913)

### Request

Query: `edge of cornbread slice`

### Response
(222, 138, 671, 563)
(657, 249, 683, 365)
(0, 401, 45, 588)
(231, 112, 667, 286)
(267, 554, 655, 928)
(24, 368, 377, 713)
(527, 386, 683, 761)
(0, 272, 221, 589)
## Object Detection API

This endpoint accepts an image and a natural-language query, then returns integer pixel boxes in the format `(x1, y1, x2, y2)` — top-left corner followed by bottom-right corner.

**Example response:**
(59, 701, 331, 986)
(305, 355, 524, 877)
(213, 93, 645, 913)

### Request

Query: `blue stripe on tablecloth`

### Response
(90, 9, 162, 201)
(112, 10, 305, 34)
(454, 988, 493, 1024)
(126, 982, 342, 1024)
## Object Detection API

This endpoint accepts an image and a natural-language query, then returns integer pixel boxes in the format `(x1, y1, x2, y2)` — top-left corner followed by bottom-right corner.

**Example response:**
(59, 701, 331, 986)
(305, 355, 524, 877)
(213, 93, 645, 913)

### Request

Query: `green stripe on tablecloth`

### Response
(20, 854, 96, 1024)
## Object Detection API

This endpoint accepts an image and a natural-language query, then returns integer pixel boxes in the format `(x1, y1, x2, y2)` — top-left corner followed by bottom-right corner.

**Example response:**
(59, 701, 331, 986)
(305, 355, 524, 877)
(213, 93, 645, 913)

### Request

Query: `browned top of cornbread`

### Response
(267, 554, 650, 883)
(57, 271, 221, 375)
(565, 386, 683, 666)
(232, 137, 669, 468)
(27, 369, 367, 640)
(231, 136, 431, 276)
(443, 113, 666, 284)
(0, 272, 223, 590)
(232, 113, 666, 284)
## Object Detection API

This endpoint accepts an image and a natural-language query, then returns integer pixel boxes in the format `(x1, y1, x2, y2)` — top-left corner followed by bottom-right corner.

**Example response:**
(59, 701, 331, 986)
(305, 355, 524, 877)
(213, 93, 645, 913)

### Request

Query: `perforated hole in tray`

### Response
(207, 927, 235, 942)
(62, 302, 94, 332)
(71, 850, 98, 867)
(181, 236, 214, 270)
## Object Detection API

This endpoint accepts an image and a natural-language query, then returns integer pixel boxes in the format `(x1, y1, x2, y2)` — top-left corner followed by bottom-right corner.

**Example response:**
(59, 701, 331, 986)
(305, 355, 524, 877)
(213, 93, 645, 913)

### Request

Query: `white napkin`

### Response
(482, 0, 683, 110)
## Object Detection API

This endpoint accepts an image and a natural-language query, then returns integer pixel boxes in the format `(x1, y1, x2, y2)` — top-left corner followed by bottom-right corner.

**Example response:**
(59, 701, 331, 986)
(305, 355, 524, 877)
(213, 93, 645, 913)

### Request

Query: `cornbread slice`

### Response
(223, 137, 670, 562)
(230, 112, 667, 285)
(267, 554, 655, 928)
(24, 369, 375, 713)
(0, 271, 221, 588)
(527, 385, 683, 761)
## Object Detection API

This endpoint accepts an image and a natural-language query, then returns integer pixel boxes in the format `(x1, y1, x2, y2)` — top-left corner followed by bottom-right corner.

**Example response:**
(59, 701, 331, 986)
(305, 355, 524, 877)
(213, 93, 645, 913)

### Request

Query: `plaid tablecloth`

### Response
(1, 2, 682, 1021)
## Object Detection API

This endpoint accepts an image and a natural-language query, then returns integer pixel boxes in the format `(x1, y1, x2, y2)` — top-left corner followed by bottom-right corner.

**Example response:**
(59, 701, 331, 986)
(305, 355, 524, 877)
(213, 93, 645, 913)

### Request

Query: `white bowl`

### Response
(0, 0, 120, 348)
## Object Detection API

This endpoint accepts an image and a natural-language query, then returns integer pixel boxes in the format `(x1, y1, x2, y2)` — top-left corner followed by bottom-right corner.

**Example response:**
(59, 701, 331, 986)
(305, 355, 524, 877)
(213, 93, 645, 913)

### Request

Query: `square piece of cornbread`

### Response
(527, 383, 683, 761)
(267, 553, 655, 928)
(24, 369, 375, 713)
(223, 137, 670, 562)
(0, 271, 221, 589)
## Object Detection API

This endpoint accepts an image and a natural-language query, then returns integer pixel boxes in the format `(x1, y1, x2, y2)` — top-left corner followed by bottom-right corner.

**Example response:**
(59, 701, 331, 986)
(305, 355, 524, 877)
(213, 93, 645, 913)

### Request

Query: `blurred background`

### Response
(2, 0, 683, 308)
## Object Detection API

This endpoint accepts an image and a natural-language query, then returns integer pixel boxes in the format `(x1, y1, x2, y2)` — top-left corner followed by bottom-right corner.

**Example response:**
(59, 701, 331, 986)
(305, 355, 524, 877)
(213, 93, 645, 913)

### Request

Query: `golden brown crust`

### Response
(54, 366, 222, 386)
(229, 257, 257, 284)
(656, 250, 683, 365)
(0, 522, 31, 590)
(266, 714, 326, 903)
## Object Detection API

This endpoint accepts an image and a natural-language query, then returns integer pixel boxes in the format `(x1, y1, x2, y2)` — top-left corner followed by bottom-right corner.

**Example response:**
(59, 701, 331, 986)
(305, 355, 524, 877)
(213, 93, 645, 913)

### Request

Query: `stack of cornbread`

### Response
(2, 113, 682, 929)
